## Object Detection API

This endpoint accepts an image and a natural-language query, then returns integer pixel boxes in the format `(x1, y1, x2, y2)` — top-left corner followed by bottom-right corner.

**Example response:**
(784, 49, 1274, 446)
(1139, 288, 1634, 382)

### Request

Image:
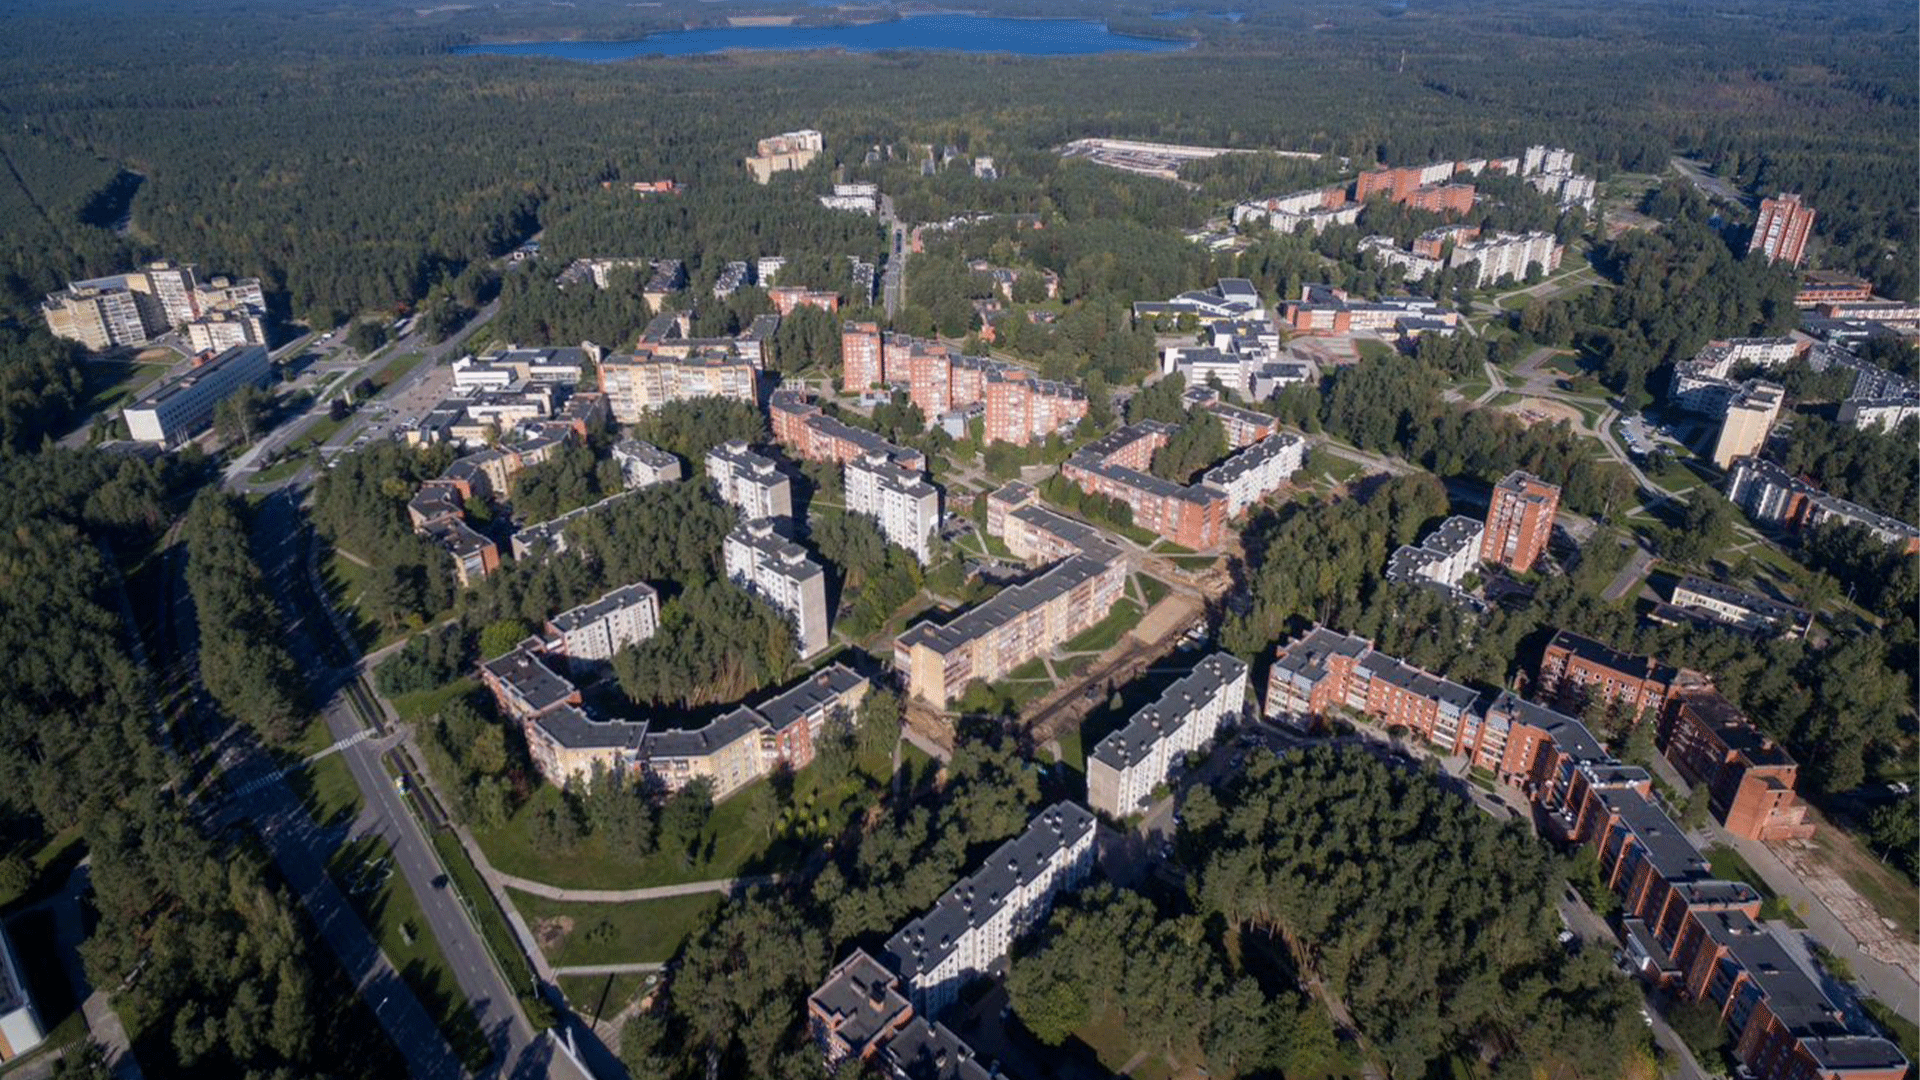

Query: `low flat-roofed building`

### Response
(1087, 653, 1247, 817)
(1651, 576, 1811, 639)
(123, 344, 273, 447)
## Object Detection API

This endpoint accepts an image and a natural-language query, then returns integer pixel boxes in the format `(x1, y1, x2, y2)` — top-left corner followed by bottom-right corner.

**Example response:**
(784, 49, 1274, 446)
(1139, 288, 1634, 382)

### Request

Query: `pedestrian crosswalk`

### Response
(227, 728, 377, 800)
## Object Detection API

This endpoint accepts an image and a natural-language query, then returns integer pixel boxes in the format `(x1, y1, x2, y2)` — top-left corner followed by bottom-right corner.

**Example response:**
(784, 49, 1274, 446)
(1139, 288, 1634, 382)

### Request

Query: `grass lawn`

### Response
(285, 747, 362, 830)
(327, 835, 493, 1072)
(1803, 815, 1920, 941)
(1137, 574, 1170, 608)
(1060, 599, 1144, 653)
(560, 971, 656, 1024)
(281, 410, 351, 457)
(1353, 339, 1396, 362)
(1454, 375, 1491, 401)
(1487, 390, 1523, 409)
(477, 762, 873, 891)
(1302, 452, 1365, 486)
(1864, 998, 1919, 1063)
(375, 352, 428, 392)
(1054, 727, 1085, 774)
(391, 676, 480, 724)
(1169, 554, 1220, 571)
(510, 890, 721, 967)
(1705, 844, 1807, 928)
(1149, 538, 1195, 556)
(251, 452, 314, 484)
(79, 357, 170, 415)
(0, 828, 84, 912)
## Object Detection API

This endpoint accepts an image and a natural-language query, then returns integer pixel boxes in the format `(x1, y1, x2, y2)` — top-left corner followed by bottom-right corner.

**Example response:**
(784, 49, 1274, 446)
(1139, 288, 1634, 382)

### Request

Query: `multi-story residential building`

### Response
(1835, 362, 1920, 433)
(0, 922, 45, 1065)
(819, 182, 879, 215)
(769, 390, 925, 470)
(1669, 337, 1801, 416)
(1231, 185, 1353, 230)
(1520, 145, 1575, 175)
(725, 518, 830, 656)
(597, 352, 756, 422)
(426, 517, 502, 586)
(982, 368, 1087, 446)
(41, 260, 229, 350)
(1658, 683, 1813, 841)
(1535, 629, 1680, 721)
(984, 481, 1120, 564)
(894, 554, 1125, 707)
(1725, 456, 1920, 552)
(1130, 278, 1264, 325)
(122, 344, 273, 447)
(706, 440, 794, 520)
(842, 321, 883, 389)
(1794, 272, 1873, 308)
(846, 451, 941, 564)
(1200, 432, 1306, 517)
(42, 279, 150, 350)
(485, 645, 868, 794)
(1450, 231, 1562, 288)
(544, 583, 660, 670)
(1060, 423, 1229, 549)
(1360, 234, 1444, 279)
(1528, 170, 1597, 210)
(808, 950, 918, 1072)
(1280, 284, 1459, 339)
(611, 439, 683, 488)
(1353, 165, 1476, 214)
(882, 802, 1096, 1015)
(192, 273, 267, 315)
(184, 307, 268, 352)
(1182, 388, 1277, 447)
(512, 488, 643, 559)
(1087, 653, 1247, 818)
(745, 129, 823, 183)
(1481, 470, 1560, 573)
(713, 261, 752, 299)
(1385, 515, 1488, 607)
(1651, 576, 1811, 639)
(1711, 381, 1785, 469)
(1748, 194, 1816, 267)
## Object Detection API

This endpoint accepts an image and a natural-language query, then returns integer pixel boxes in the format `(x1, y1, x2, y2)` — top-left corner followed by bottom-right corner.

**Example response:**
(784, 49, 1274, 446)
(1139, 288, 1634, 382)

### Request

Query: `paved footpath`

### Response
(490, 871, 783, 904)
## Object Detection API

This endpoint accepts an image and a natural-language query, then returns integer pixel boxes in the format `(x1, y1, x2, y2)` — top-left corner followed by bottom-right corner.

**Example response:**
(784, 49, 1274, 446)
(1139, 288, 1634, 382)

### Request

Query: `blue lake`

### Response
(452, 15, 1191, 60)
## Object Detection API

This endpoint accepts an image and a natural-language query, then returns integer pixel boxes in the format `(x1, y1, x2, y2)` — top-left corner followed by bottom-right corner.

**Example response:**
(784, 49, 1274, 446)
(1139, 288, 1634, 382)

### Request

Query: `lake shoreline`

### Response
(449, 14, 1194, 59)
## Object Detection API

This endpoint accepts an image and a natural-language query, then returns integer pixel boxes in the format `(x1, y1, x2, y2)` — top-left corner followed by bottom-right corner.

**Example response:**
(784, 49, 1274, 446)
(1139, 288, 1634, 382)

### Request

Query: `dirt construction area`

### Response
(1772, 830, 1920, 974)
(1501, 396, 1586, 429)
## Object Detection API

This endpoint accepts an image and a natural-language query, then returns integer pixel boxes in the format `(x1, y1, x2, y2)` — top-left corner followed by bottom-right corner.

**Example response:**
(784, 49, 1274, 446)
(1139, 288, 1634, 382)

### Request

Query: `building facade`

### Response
(894, 554, 1125, 707)
(1481, 470, 1560, 573)
(1535, 629, 1680, 722)
(1060, 422, 1228, 549)
(0, 922, 45, 1064)
(707, 440, 794, 520)
(1199, 432, 1306, 517)
(1748, 194, 1816, 267)
(545, 582, 660, 668)
(845, 452, 941, 564)
(725, 519, 830, 656)
(122, 344, 273, 447)
(1087, 653, 1247, 818)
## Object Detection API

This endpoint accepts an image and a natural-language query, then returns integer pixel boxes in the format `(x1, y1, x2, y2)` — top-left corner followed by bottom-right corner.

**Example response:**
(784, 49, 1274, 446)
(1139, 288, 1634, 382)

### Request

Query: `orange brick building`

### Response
(842, 321, 882, 388)
(1481, 469, 1560, 573)
(1658, 683, 1814, 841)
(1060, 422, 1227, 549)
(1535, 629, 1680, 721)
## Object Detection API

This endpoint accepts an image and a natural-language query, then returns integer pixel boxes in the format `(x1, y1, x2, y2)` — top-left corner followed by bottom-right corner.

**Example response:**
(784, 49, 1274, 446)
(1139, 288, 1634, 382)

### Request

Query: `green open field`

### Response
(1705, 844, 1806, 928)
(282, 719, 363, 829)
(511, 890, 721, 967)
(1060, 598, 1143, 653)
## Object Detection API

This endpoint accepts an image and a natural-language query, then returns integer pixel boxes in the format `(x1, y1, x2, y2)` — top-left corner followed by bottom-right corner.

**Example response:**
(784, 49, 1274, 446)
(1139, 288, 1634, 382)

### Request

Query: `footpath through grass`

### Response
(511, 889, 722, 967)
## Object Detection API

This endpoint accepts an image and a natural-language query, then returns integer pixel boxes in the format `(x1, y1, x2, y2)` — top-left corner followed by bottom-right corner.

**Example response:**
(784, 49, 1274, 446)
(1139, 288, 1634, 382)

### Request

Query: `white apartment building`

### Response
(707, 440, 793, 520)
(1201, 432, 1306, 517)
(1521, 145, 1575, 175)
(1086, 653, 1247, 818)
(185, 308, 267, 352)
(122, 344, 272, 447)
(725, 519, 830, 656)
(882, 802, 1096, 1016)
(1528, 171, 1597, 211)
(819, 182, 879, 215)
(612, 439, 682, 487)
(1386, 515, 1487, 593)
(545, 582, 660, 668)
(0, 922, 45, 1065)
(845, 452, 941, 564)
(1450, 231, 1562, 288)
(1361, 235, 1444, 279)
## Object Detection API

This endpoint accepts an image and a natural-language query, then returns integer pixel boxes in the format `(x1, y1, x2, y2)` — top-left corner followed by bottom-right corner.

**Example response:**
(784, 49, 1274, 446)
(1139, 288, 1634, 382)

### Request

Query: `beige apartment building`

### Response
(745, 129, 823, 183)
(893, 553, 1124, 707)
(1710, 381, 1784, 469)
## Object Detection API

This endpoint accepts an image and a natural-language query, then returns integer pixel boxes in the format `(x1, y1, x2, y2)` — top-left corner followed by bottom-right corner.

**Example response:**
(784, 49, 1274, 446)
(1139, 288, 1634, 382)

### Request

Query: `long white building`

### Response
(707, 440, 793, 520)
(882, 802, 1096, 1016)
(1450, 231, 1562, 288)
(724, 519, 830, 656)
(1086, 653, 1247, 818)
(845, 451, 941, 564)
(122, 344, 272, 447)
(1200, 432, 1306, 517)
(544, 582, 660, 669)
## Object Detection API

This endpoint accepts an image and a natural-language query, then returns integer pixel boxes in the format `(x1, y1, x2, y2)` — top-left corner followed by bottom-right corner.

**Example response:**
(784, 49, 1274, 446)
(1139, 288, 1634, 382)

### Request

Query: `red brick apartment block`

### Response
(1658, 683, 1814, 841)
(1481, 469, 1560, 573)
(1535, 629, 1680, 721)
(842, 321, 882, 388)
(1748, 193, 1816, 268)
